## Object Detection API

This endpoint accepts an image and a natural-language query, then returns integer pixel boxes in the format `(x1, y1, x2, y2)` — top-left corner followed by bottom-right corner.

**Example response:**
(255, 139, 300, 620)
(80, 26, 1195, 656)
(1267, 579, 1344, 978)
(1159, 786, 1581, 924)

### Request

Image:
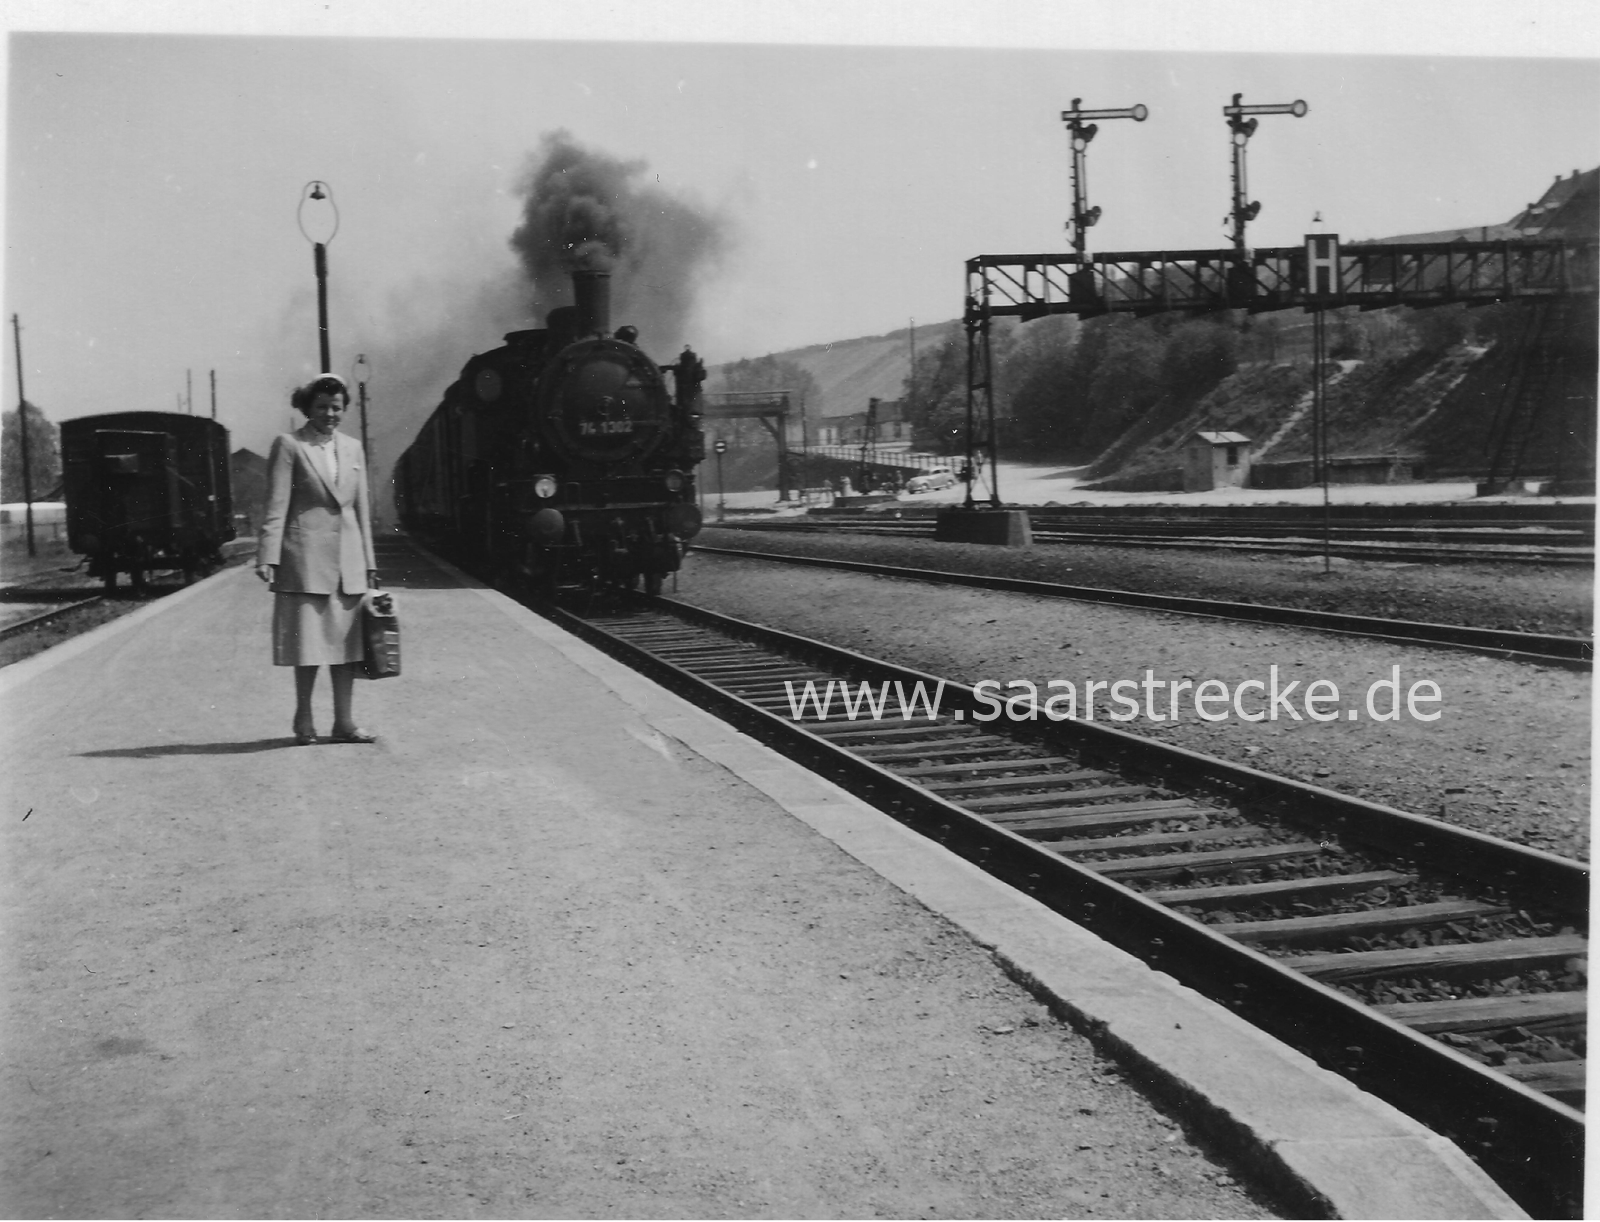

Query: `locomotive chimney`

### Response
(572, 269, 612, 339)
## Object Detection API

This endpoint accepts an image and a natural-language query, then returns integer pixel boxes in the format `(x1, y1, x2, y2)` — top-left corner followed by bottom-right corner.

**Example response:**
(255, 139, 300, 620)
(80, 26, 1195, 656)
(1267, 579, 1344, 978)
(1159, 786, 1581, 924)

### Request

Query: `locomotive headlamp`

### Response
(534, 475, 559, 499)
(663, 469, 686, 492)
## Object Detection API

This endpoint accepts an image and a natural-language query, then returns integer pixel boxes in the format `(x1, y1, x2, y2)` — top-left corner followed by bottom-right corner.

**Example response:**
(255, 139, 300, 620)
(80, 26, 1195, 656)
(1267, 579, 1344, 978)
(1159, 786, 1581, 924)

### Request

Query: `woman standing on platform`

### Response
(256, 374, 379, 745)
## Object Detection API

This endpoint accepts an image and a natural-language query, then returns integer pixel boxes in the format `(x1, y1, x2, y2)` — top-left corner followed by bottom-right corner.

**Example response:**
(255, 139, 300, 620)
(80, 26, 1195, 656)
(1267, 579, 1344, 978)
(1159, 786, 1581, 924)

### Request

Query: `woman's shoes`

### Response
(294, 720, 376, 744)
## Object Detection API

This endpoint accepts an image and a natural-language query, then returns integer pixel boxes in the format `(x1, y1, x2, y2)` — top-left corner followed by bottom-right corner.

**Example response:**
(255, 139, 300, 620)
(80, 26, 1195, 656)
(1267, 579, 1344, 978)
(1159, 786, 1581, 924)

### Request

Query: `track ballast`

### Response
(544, 589, 1587, 1218)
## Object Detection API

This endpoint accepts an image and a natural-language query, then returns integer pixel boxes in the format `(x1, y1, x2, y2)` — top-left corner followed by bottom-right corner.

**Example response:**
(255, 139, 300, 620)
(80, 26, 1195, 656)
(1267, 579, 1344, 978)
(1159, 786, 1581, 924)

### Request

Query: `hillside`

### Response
(708, 168, 1594, 490)
(712, 321, 959, 420)
(1082, 296, 1596, 491)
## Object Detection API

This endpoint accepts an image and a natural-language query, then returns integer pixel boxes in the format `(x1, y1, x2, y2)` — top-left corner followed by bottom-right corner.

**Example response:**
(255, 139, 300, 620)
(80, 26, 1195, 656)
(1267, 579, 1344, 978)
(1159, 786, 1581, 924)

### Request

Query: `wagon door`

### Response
(97, 430, 181, 551)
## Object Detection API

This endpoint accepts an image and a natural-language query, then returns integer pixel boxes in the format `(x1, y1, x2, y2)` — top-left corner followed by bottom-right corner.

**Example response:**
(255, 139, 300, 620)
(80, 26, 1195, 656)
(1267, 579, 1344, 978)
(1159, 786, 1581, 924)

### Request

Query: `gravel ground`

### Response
(677, 539, 1591, 861)
(703, 525, 1593, 636)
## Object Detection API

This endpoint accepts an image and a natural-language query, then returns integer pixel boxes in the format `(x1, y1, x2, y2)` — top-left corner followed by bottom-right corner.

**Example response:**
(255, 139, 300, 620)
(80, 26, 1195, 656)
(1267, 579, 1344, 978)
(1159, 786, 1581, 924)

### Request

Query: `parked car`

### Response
(905, 466, 957, 493)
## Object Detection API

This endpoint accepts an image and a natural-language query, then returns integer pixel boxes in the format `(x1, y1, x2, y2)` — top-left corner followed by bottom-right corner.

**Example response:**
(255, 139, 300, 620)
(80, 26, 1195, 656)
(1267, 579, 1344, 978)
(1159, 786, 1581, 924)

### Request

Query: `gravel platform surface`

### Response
(1, 561, 1283, 1220)
(677, 539, 1591, 861)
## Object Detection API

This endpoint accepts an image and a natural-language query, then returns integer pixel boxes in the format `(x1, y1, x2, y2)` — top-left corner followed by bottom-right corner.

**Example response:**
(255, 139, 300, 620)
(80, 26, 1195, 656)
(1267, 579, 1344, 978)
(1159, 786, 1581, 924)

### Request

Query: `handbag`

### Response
(359, 587, 401, 680)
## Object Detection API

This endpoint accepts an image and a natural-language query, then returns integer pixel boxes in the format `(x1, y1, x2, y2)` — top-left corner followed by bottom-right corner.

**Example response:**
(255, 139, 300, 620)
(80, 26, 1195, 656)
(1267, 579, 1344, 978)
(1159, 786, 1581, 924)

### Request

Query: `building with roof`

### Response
(1183, 430, 1252, 492)
(1351, 167, 1597, 246)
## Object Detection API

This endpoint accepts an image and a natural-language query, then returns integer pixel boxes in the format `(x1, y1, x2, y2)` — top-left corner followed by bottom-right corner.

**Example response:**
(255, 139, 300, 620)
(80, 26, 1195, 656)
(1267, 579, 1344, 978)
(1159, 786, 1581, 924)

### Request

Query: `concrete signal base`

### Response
(833, 494, 899, 510)
(935, 506, 1032, 547)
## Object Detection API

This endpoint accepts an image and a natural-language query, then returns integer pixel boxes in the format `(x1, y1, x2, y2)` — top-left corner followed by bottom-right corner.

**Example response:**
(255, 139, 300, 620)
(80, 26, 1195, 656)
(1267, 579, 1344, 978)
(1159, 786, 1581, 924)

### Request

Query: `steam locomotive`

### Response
(394, 270, 705, 594)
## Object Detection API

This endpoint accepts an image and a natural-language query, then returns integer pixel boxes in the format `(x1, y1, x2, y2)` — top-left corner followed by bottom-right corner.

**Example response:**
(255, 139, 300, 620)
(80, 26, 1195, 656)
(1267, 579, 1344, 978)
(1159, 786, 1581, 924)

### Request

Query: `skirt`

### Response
(272, 591, 365, 666)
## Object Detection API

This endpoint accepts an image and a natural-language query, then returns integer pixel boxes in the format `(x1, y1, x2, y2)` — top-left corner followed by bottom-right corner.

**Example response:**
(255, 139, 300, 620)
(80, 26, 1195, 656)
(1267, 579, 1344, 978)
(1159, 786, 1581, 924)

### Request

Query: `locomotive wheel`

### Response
(102, 571, 118, 592)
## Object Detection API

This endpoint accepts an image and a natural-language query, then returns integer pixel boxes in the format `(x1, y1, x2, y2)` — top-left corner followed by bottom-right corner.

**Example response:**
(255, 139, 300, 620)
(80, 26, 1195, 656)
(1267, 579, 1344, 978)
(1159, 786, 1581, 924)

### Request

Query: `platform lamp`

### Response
(297, 180, 340, 375)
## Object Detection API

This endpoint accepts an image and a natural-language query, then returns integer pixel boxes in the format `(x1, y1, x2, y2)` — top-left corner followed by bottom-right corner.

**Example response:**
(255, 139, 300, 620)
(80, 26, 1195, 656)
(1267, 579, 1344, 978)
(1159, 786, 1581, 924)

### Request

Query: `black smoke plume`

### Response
(293, 133, 727, 526)
(509, 130, 727, 351)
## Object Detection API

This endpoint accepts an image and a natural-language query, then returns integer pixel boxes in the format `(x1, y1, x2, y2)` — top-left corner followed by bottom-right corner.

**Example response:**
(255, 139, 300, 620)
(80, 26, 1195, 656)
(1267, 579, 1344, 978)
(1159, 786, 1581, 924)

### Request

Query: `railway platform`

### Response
(0, 538, 1526, 1219)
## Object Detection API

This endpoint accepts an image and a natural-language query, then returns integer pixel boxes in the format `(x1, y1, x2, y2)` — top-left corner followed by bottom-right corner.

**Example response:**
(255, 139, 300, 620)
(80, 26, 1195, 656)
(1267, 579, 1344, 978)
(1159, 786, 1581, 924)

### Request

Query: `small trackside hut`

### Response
(1183, 430, 1252, 492)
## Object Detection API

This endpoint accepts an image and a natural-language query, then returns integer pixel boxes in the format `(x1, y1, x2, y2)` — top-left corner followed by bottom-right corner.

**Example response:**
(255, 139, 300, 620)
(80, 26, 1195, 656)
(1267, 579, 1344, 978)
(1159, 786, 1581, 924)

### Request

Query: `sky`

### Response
(3, 1, 1598, 494)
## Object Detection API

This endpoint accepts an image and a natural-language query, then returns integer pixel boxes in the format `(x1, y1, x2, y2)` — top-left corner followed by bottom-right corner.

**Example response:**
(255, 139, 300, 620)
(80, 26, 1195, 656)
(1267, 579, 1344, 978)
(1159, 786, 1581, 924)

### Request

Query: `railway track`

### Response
(543, 590, 1587, 1217)
(726, 515, 1595, 566)
(0, 596, 106, 643)
(0, 545, 250, 652)
(692, 544, 1593, 669)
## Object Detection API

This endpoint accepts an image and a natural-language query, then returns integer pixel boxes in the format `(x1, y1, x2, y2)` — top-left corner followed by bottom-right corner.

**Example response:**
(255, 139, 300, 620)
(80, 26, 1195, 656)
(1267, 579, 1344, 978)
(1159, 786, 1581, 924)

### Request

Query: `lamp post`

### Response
(354, 353, 372, 460)
(297, 181, 340, 373)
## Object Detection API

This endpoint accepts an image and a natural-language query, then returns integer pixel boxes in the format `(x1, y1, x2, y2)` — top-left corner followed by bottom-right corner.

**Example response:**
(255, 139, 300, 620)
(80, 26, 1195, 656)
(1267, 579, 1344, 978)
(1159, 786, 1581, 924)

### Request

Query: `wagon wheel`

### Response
(102, 571, 118, 592)
(643, 571, 664, 597)
(129, 568, 147, 593)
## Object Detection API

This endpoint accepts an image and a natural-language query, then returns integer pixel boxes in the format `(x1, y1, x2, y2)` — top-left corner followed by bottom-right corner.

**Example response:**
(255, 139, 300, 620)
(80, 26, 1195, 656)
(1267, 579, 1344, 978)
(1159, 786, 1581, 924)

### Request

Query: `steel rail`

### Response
(0, 597, 104, 642)
(723, 516, 1595, 565)
(1027, 522, 1592, 548)
(1029, 529, 1593, 565)
(691, 544, 1593, 669)
(542, 592, 1585, 1217)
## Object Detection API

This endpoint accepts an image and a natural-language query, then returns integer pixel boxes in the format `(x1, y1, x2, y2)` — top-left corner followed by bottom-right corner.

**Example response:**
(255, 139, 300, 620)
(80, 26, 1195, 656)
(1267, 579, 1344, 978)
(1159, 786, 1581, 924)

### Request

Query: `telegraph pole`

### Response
(1305, 230, 1341, 574)
(908, 319, 916, 444)
(210, 369, 217, 420)
(11, 314, 35, 556)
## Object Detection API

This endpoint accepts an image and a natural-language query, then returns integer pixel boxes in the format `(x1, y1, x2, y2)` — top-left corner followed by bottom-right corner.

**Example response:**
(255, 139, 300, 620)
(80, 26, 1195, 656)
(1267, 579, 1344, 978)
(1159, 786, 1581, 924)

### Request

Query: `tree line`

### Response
(2, 403, 62, 503)
(897, 300, 1522, 462)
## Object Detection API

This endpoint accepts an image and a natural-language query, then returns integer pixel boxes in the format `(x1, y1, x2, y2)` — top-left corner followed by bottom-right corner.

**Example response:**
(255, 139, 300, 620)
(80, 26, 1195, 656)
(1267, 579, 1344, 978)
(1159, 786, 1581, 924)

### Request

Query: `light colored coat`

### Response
(257, 427, 376, 595)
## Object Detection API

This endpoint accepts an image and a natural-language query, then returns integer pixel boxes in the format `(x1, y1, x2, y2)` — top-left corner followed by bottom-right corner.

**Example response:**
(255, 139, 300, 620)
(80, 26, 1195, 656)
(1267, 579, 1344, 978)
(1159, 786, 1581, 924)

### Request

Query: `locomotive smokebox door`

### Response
(538, 338, 673, 465)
